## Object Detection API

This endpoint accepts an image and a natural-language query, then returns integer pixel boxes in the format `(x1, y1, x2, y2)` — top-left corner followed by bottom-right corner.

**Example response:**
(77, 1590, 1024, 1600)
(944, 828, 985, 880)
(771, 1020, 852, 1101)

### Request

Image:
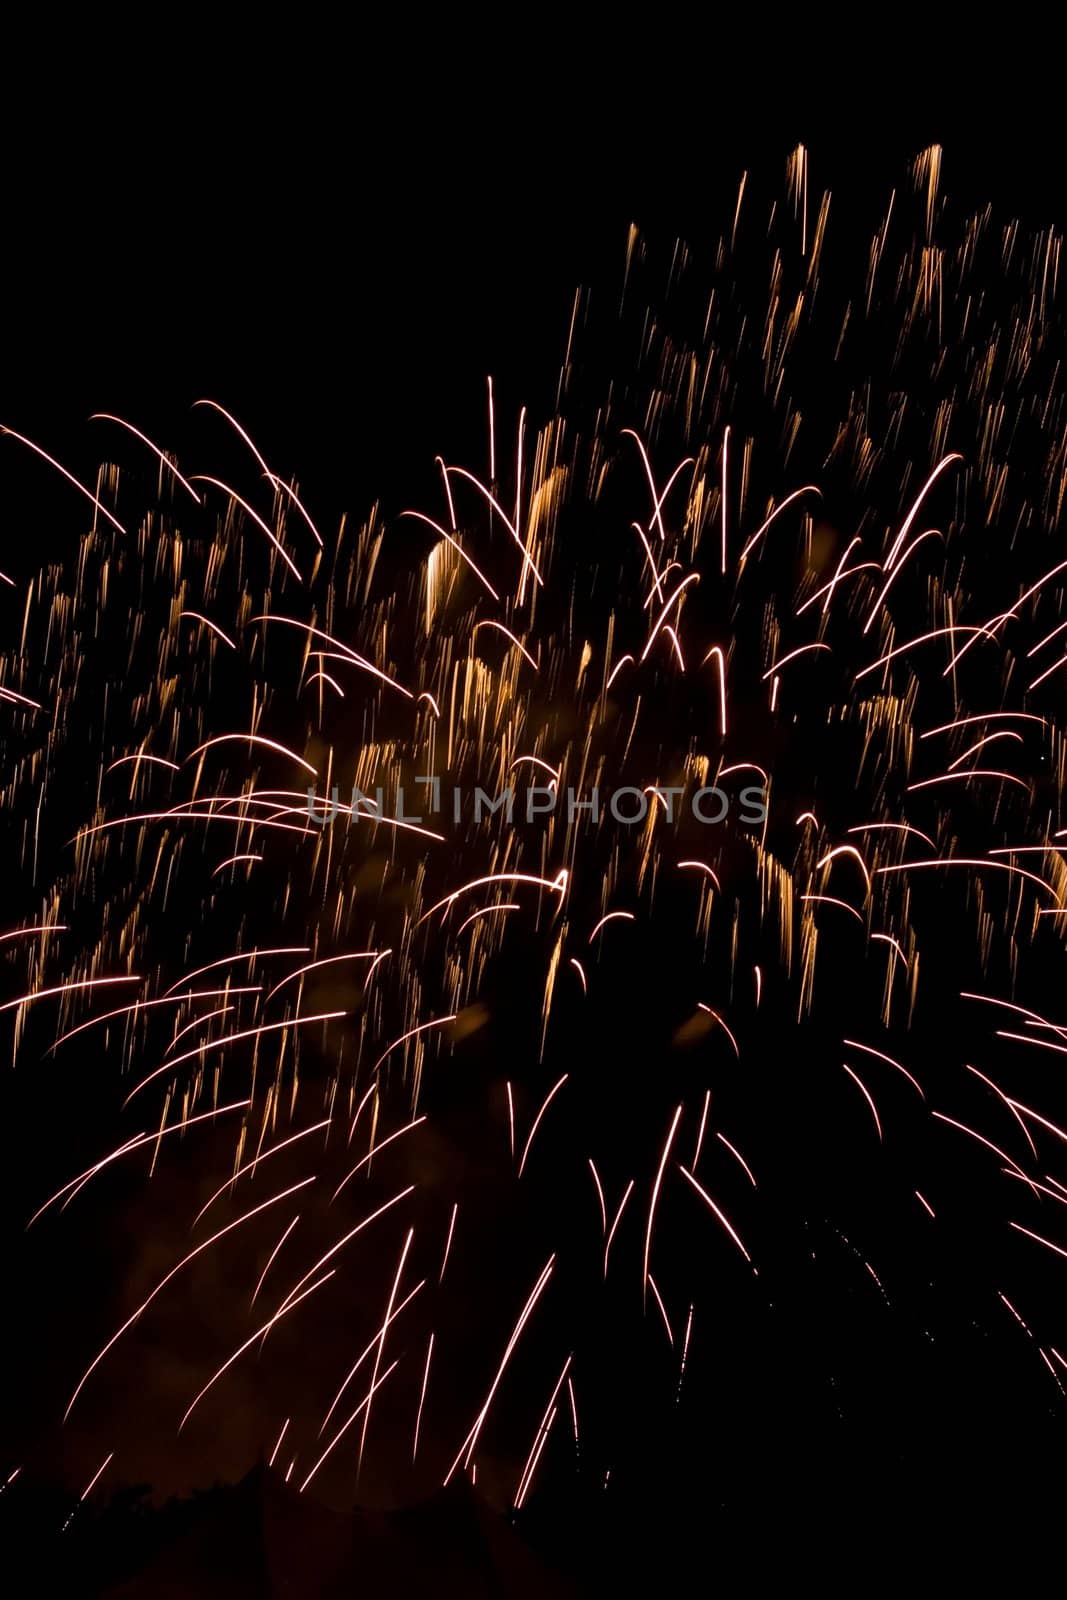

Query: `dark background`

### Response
(2, 40, 1062, 528)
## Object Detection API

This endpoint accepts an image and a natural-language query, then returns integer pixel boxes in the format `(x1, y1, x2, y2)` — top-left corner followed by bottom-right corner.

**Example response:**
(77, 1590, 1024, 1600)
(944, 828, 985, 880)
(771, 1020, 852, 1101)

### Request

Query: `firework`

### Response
(3, 145, 1067, 1548)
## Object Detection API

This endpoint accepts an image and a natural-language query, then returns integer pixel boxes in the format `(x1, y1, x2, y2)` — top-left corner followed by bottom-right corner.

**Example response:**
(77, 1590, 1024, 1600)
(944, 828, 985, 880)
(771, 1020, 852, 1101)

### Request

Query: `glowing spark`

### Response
(1, 975, 141, 1015)
(412, 1333, 435, 1463)
(79, 1453, 115, 1502)
(677, 1165, 753, 1264)
(298, 1360, 401, 1494)
(192, 475, 303, 581)
(518, 1074, 569, 1178)
(65, 1178, 315, 1418)
(473, 620, 539, 671)
(178, 612, 236, 649)
(123, 1012, 348, 1106)
(0, 424, 126, 533)
(440, 1203, 458, 1283)
(604, 1181, 634, 1278)
(716, 1133, 757, 1186)
(332, 1116, 426, 1200)
(739, 485, 821, 561)
(644, 1106, 684, 1305)
(841, 1062, 883, 1140)
(179, 1273, 334, 1433)
(400, 510, 501, 599)
(370, 1017, 456, 1079)
(444, 1255, 556, 1483)
(358, 1228, 415, 1474)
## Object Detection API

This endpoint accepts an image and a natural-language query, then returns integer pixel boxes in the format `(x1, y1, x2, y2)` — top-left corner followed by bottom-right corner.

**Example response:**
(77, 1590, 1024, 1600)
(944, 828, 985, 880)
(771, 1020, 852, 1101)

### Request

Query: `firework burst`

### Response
(3, 145, 1067, 1534)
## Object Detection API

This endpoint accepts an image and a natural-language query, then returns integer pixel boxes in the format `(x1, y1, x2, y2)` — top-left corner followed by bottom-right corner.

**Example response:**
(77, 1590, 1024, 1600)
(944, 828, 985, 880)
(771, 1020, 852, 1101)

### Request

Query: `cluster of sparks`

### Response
(5, 145, 1067, 1517)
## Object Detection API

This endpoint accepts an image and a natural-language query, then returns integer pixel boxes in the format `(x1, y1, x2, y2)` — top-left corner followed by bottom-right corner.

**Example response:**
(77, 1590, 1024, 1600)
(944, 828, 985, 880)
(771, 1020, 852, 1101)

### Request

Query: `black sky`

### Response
(3, 47, 1062, 527)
